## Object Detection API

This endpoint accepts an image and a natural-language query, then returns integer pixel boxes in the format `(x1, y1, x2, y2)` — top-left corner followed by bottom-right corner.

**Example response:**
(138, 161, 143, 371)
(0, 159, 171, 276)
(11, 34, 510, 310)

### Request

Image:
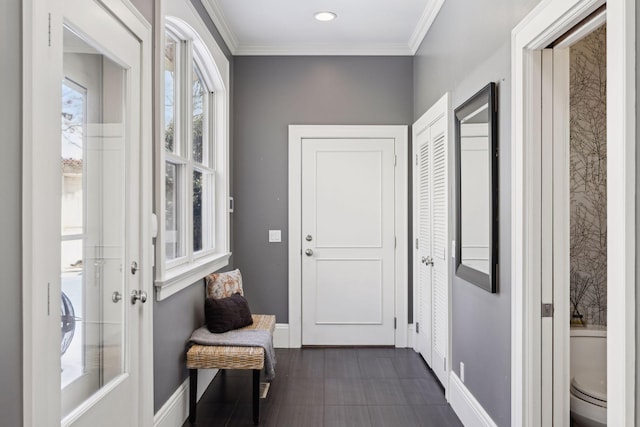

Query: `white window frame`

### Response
(155, 0, 230, 300)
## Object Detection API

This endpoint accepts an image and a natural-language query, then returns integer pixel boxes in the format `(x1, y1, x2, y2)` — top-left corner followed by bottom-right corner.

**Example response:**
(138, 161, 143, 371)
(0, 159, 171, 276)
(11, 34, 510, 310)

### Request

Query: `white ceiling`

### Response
(201, 0, 445, 56)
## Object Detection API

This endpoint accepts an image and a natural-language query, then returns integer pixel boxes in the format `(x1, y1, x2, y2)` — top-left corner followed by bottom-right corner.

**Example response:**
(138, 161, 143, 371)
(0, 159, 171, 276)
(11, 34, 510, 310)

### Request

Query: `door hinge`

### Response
(394, 236, 397, 249)
(415, 154, 418, 165)
(416, 322, 420, 333)
(48, 13, 52, 47)
(415, 238, 419, 249)
(394, 155, 397, 166)
(542, 303, 554, 318)
(444, 357, 447, 371)
(394, 317, 397, 329)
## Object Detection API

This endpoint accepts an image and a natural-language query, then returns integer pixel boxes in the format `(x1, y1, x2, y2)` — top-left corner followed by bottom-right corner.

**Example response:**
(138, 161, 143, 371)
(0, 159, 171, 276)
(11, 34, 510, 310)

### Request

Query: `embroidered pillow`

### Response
(205, 269, 244, 299)
(205, 293, 253, 333)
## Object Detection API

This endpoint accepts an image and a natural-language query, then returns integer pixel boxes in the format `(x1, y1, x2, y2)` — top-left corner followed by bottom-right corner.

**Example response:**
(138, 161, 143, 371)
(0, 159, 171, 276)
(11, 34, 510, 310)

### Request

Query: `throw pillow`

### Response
(205, 292, 253, 333)
(205, 269, 244, 299)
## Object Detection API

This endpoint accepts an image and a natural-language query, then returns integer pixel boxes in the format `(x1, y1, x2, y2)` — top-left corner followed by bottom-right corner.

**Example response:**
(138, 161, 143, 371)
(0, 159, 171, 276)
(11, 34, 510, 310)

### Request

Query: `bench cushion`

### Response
(187, 314, 276, 370)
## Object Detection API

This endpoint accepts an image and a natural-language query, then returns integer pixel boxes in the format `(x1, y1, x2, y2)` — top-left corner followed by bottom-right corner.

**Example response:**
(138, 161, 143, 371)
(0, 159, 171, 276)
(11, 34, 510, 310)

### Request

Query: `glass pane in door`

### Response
(60, 26, 127, 418)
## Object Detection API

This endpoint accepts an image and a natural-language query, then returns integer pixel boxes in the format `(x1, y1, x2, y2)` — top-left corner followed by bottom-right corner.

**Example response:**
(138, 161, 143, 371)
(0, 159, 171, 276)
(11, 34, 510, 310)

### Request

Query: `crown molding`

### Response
(234, 43, 413, 56)
(201, 0, 446, 57)
(201, 0, 239, 54)
(408, 0, 445, 54)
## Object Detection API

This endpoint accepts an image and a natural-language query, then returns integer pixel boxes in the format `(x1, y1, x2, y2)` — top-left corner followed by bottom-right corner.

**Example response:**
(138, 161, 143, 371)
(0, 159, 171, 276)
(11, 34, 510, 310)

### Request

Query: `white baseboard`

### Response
(406, 324, 415, 349)
(274, 323, 289, 348)
(153, 368, 218, 427)
(273, 323, 415, 349)
(449, 371, 497, 427)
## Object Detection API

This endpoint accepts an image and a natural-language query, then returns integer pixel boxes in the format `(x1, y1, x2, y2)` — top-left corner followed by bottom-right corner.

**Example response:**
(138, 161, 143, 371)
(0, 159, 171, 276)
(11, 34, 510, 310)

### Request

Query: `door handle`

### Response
(131, 289, 147, 305)
(112, 291, 122, 303)
(422, 256, 434, 266)
(305, 249, 314, 256)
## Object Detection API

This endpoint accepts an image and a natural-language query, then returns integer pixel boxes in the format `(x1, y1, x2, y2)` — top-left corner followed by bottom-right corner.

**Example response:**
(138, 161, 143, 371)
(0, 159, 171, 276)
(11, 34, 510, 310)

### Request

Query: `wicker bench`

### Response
(187, 314, 276, 425)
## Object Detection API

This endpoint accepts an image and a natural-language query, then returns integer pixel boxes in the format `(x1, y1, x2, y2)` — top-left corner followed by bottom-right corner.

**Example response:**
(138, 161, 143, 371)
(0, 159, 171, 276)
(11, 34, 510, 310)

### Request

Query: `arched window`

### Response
(156, 1, 230, 300)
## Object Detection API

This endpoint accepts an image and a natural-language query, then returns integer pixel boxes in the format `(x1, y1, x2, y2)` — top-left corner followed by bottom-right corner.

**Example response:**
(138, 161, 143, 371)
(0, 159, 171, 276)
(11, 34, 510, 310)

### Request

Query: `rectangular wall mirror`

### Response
(454, 82, 498, 293)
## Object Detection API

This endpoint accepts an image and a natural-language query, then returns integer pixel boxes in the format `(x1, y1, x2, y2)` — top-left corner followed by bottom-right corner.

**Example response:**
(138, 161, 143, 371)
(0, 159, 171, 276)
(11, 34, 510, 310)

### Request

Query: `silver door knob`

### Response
(131, 289, 147, 304)
(425, 256, 434, 266)
(305, 235, 313, 242)
(305, 249, 313, 256)
(421, 256, 427, 264)
(112, 291, 122, 303)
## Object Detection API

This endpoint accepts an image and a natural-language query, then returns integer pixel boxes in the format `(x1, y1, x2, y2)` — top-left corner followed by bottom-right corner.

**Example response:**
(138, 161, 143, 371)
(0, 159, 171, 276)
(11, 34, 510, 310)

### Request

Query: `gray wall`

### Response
(152, 0, 235, 412)
(232, 56, 413, 321)
(413, 0, 540, 425)
(0, 0, 22, 424)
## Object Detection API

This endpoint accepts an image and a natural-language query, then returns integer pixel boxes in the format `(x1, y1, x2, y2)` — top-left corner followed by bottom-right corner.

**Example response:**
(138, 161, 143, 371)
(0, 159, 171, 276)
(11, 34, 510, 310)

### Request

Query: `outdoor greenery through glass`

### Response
(192, 62, 205, 165)
(193, 170, 203, 252)
(164, 37, 176, 152)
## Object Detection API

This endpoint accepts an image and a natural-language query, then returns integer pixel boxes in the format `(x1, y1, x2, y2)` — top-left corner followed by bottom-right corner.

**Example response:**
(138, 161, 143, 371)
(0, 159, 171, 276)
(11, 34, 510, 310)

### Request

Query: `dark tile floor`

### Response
(184, 348, 463, 427)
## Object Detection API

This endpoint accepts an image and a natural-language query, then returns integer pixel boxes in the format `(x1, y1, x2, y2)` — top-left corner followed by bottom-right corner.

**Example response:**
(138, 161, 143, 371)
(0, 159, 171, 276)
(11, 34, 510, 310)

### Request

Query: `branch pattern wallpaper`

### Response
(569, 25, 607, 326)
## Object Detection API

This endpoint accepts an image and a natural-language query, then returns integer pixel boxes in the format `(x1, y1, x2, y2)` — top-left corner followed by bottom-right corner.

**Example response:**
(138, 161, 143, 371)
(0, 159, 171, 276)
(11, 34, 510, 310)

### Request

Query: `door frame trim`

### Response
(22, 1, 153, 425)
(411, 92, 451, 392)
(511, 0, 635, 425)
(288, 125, 409, 348)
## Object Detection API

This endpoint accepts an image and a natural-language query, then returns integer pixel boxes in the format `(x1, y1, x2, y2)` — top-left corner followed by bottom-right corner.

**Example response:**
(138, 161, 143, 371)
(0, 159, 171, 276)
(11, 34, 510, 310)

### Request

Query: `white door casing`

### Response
(511, 0, 635, 425)
(289, 125, 408, 348)
(22, 1, 153, 426)
(301, 138, 396, 346)
(412, 93, 450, 389)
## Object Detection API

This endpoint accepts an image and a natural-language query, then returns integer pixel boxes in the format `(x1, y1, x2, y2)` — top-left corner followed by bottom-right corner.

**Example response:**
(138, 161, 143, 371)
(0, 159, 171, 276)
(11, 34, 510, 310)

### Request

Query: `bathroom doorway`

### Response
(511, 0, 635, 425)
(541, 14, 608, 426)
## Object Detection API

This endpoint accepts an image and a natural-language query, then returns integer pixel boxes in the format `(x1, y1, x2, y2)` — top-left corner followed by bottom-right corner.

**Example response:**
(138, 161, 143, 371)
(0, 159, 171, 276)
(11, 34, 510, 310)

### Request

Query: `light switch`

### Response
(269, 229, 282, 243)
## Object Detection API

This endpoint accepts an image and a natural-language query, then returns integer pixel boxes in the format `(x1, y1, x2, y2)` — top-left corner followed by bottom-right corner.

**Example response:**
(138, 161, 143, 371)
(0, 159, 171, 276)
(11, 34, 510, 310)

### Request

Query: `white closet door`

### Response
(417, 130, 433, 363)
(413, 94, 450, 390)
(430, 119, 448, 387)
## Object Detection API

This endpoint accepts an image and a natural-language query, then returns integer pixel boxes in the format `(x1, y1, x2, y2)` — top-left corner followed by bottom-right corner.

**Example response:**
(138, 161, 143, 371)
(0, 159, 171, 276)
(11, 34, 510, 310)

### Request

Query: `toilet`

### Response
(570, 326, 607, 427)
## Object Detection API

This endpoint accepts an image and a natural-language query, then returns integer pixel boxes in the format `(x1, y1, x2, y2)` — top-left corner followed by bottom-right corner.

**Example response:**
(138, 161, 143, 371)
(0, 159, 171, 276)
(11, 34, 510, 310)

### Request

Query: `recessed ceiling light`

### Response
(314, 11, 337, 22)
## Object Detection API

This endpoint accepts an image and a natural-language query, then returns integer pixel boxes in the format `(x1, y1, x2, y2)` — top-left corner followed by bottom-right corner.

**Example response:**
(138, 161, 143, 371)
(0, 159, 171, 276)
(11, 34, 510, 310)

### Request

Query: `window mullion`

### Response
(184, 39, 195, 262)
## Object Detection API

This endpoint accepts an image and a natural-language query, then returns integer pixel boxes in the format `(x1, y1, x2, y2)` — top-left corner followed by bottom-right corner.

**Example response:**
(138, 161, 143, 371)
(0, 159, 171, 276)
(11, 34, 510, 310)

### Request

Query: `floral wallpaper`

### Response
(570, 25, 607, 326)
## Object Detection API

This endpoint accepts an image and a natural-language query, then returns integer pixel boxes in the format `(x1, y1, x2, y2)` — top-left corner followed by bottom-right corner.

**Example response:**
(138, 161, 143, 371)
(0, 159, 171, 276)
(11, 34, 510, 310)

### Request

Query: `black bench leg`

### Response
(189, 369, 198, 423)
(253, 369, 260, 425)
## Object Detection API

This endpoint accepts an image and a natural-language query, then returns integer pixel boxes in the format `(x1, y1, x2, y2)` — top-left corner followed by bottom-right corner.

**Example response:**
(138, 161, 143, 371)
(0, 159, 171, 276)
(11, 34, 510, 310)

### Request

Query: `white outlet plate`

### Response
(269, 229, 282, 243)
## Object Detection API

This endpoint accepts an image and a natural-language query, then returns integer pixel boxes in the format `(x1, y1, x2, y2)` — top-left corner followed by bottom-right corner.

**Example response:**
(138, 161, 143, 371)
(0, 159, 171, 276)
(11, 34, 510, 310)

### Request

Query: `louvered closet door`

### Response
(417, 127, 433, 363)
(414, 108, 449, 390)
(430, 118, 448, 387)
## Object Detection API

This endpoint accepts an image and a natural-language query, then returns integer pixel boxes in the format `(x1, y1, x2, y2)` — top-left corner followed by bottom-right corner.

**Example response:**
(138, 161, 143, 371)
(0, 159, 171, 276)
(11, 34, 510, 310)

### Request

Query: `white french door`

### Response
(61, 3, 144, 425)
(23, 0, 152, 425)
(412, 94, 450, 389)
(301, 138, 396, 346)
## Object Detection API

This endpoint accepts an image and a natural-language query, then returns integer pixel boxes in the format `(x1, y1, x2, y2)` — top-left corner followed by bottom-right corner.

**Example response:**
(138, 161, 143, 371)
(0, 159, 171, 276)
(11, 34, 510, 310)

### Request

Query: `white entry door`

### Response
(24, 0, 151, 425)
(413, 94, 450, 388)
(301, 138, 396, 345)
(60, 3, 145, 425)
